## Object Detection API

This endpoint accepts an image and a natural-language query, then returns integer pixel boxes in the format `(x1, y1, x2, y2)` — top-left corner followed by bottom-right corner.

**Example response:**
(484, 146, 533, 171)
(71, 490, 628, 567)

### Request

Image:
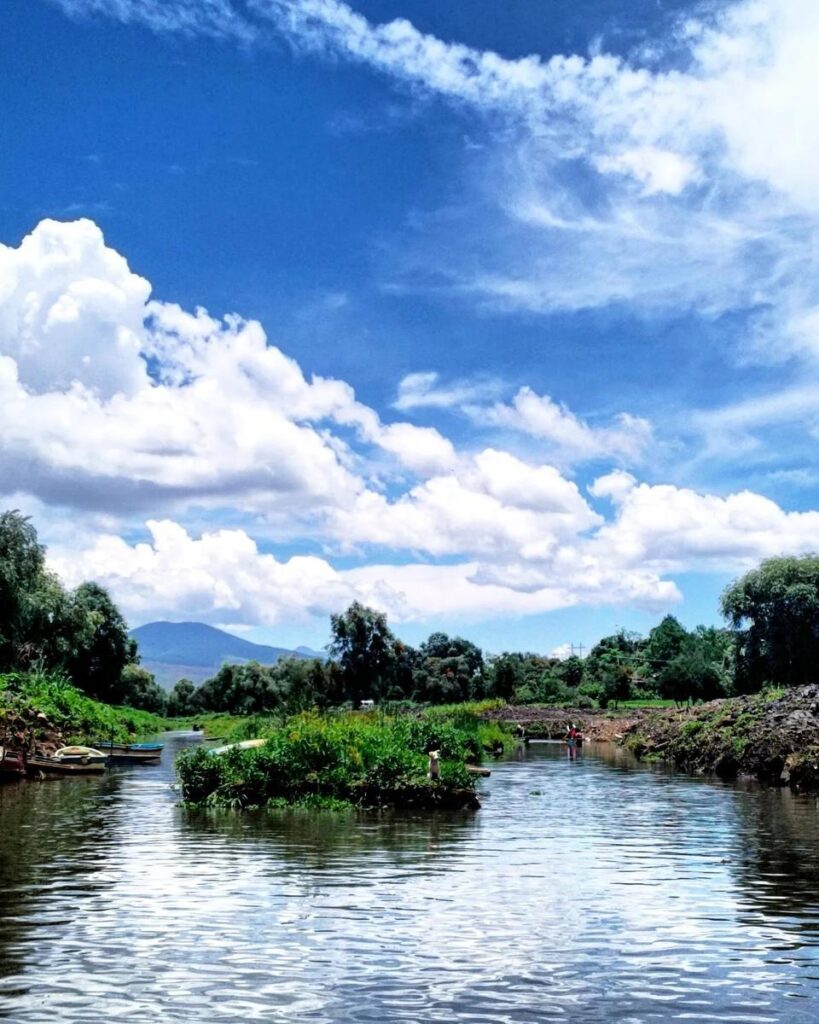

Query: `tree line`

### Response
(0, 510, 165, 711)
(5, 509, 819, 716)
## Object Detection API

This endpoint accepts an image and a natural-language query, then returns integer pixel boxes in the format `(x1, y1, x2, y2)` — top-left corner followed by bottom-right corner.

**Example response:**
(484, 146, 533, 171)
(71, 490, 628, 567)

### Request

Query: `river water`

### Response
(2, 733, 819, 1023)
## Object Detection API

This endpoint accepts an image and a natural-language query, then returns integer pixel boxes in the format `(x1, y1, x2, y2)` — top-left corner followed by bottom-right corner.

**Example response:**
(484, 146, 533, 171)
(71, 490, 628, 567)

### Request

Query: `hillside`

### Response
(130, 621, 323, 688)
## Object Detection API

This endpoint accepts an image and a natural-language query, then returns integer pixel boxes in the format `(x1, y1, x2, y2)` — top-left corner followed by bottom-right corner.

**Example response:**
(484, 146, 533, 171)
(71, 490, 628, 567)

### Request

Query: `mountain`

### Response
(130, 621, 321, 688)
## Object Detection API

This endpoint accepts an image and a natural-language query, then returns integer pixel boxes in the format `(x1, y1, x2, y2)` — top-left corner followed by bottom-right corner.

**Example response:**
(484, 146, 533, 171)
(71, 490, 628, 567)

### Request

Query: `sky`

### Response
(2, 0, 819, 655)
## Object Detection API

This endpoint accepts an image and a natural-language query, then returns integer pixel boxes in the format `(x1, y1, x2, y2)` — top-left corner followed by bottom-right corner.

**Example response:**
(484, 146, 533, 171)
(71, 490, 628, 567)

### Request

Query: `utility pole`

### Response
(570, 642, 585, 658)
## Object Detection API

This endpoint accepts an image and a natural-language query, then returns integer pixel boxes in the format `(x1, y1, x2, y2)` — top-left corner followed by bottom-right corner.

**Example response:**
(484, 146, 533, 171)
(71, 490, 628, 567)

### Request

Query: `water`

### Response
(2, 734, 819, 1023)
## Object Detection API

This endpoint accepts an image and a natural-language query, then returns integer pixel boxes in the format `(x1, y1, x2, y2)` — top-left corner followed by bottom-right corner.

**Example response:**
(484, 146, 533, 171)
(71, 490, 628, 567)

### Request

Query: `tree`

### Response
(646, 615, 689, 666)
(487, 653, 524, 702)
(168, 677, 198, 717)
(556, 655, 584, 689)
(0, 511, 48, 670)
(65, 582, 138, 702)
(656, 642, 721, 705)
(329, 602, 399, 704)
(118, 664, 167, 713)
(721, 555, 819, 690)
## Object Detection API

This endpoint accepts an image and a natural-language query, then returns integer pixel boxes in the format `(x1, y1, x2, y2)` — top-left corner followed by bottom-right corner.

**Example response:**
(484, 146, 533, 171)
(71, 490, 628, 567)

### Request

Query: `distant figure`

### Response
(427, 749, 441, 782)
(566, 724, 579, 761)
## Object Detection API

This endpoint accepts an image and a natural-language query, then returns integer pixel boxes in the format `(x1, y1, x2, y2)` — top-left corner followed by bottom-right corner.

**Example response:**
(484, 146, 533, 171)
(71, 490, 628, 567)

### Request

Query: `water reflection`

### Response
(1, 734, 819, 1022)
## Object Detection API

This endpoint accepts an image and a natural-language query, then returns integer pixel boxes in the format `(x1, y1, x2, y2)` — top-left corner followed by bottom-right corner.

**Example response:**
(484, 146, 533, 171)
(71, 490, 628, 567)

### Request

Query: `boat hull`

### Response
(27, 755, 106, 776)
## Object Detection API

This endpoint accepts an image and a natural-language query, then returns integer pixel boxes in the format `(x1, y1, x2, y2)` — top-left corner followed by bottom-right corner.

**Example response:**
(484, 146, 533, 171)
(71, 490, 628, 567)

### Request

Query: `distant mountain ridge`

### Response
(130, 621, 324, 688)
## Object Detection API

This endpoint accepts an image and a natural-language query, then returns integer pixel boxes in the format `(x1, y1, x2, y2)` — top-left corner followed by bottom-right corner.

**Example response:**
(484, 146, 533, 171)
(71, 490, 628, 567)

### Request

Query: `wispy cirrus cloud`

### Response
(47, 1, 819, 354)
(393, 371, 504, 413)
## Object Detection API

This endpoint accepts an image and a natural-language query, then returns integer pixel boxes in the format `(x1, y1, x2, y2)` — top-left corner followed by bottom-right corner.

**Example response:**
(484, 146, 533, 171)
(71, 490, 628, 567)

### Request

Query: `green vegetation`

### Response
(0, 511, 165, 712)
(175, 706, 505, 810)
(0, 672, 166, 744)
(722, 555, 819, 691)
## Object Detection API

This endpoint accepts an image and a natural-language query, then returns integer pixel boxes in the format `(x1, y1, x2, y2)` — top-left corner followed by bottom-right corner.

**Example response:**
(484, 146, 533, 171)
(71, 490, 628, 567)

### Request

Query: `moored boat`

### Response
(0, 746, 26, 781)
(93, 740, 164, 753)
(93, 740, 163, 765)
(27, 751, 106, 776)
(53, 746, 108, 765)
(208, 738, 267, 756)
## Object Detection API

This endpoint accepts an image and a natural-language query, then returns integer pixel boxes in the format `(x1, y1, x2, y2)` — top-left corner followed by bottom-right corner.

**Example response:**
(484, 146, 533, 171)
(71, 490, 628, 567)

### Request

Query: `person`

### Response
(566, 724, 578, 760)
(427, 749, 441, 782)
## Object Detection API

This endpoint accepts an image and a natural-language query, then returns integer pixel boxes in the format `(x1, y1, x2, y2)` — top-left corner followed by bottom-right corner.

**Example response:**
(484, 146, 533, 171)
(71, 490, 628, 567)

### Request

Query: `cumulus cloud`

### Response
(50, 519, 358, 624)
(7, 217, 819, 629)
(61, 469, 819, 629)
(485, 388, 653, 465)
(328, 448, 601, 558)
(590, 482, 819, 574)
(0, 219, 458, 515)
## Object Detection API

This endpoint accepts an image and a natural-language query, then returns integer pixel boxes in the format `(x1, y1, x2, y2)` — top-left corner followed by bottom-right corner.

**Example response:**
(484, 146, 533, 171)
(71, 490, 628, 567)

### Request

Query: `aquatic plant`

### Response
(175, 708, 501, 810)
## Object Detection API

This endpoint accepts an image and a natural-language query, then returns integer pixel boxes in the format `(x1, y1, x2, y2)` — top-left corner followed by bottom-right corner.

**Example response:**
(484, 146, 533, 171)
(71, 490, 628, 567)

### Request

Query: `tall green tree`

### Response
(65, 582, 138, 702)
(646, 615, 689, 667)
(721, 555, 819, 690)
(0, 511, 48, 669)
(168, 677, 198, 717)
(329, 602, 400, 703)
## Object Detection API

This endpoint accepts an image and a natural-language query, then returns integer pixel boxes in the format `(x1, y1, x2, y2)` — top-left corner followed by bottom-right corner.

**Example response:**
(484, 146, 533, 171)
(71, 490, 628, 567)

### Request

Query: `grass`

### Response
(175, 705, 513, 811)
(0, 672, 167, 744)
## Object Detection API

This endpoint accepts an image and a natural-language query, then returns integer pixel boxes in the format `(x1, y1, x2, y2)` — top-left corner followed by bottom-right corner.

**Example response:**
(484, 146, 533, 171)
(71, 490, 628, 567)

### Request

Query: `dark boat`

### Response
(27, 751, 106, 776)
(0, 746, 26, 781)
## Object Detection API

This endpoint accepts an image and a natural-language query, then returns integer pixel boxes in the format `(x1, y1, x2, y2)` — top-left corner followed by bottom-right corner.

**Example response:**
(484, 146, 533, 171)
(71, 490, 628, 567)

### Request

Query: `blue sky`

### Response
(2, 0, 819, 654)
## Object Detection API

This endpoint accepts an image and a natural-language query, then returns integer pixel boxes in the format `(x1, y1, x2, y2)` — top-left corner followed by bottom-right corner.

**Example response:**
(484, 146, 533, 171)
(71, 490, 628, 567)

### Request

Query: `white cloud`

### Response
(49, 0, 258, 42)
(393, 371, 503, 412)
(51, 519, 358, 624)
(486, 388, 653, 465)
(591, 482, 819, 573)
(328, 448, 601, 558)
(0, 218, 150, 397)
(0, 219, 462, 515)
(588, 470, 637, 503)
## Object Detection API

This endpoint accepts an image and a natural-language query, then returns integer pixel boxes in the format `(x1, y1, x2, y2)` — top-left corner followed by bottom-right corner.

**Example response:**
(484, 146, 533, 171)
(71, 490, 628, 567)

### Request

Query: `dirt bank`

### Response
(0, 705, 66, 757)
(621, 685, 819, 792)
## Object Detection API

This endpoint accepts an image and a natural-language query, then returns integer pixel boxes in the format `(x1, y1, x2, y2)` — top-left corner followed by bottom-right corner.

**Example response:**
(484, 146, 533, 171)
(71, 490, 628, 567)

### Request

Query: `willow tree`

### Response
(721, 555, 819, 691)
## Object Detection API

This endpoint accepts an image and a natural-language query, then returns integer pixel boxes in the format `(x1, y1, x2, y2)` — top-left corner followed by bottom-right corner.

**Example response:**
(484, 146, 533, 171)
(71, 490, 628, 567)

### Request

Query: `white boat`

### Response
(208, 738, 268, 756)
(53, 746, 108, 765)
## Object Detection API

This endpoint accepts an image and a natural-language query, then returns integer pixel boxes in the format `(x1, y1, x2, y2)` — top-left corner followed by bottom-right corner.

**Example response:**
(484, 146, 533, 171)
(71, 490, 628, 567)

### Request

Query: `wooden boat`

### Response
(93, 740, 164, 753)
(0, 746, 26, 781)
(93, 740, 163, 764)
(27, 752, 106, 776)
(53, 746, 108, 765)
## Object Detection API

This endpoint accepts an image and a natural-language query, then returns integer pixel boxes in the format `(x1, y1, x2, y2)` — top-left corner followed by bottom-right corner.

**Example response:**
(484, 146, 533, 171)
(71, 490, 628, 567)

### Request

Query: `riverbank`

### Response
(481, 703, 654, 742)
(620, 684, 819, 792)
(0, 673, 167, 755)
(174, 707, 512, 810)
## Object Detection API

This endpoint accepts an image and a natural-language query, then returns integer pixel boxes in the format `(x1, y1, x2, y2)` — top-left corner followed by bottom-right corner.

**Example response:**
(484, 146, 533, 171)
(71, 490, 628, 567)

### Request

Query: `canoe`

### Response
(93, 741, 164, 753)
(93, 741, 163, 764)
(208, 738, 267, 756)
(105, 749, 162, 765)
(0, 746, 26, 781)
(27, 754, 106, 776)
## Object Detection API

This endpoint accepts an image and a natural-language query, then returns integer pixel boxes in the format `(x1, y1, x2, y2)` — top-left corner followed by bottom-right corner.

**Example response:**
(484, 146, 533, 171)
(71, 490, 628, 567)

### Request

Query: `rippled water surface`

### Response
(3, 734, 819, 1022)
